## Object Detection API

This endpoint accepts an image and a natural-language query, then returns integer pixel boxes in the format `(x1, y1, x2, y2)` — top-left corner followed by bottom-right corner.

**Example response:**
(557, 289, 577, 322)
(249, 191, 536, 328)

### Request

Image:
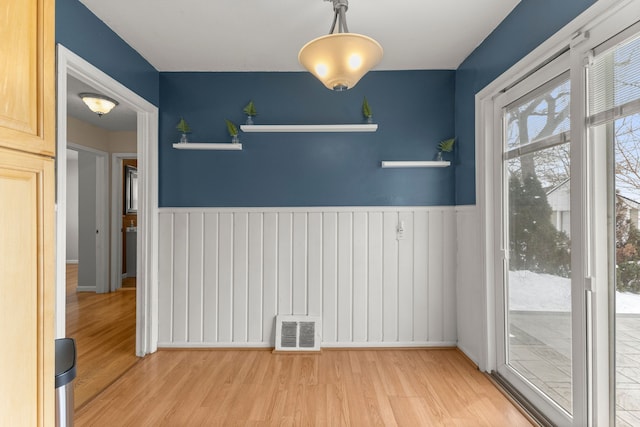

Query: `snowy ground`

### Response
(509, 270, 640, 314)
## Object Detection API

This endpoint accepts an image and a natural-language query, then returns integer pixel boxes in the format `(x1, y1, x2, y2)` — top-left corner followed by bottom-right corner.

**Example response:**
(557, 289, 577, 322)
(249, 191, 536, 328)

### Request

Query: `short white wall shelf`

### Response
(381, 161, 450, 168)
(172, 143, 242, 150)
(240, 124, 377, 133)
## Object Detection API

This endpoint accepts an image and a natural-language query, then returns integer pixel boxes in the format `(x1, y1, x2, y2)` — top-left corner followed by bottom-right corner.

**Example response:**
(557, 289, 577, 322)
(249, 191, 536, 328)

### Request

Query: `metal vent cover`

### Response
(275, 316, 322, 351)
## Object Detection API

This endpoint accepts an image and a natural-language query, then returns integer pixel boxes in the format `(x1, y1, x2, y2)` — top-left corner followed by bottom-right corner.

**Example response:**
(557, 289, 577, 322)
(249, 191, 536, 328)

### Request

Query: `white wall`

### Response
(158, 206, 457, 348)
(66, 149, 79, 263)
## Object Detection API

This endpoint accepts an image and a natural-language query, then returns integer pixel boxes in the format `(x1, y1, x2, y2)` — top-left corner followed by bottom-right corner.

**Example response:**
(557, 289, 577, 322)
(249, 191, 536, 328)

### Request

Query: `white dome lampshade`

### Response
(298, 0, 383, 91)
(79, 93, 119, 117)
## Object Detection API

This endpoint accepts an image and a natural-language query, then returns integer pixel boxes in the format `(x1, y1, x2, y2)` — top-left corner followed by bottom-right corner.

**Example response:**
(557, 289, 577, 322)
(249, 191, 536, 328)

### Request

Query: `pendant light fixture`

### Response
(79, 93, 119, 117)
(298, 0, 383, 91)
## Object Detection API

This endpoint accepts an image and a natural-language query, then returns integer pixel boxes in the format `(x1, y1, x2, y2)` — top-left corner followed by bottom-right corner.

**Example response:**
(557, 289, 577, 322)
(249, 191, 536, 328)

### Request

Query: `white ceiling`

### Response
(78, 0, 521, 72)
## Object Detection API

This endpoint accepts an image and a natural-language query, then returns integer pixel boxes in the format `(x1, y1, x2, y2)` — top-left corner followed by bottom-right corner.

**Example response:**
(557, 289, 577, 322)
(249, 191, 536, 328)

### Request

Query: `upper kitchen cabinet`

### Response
(0, 0, 55, 156)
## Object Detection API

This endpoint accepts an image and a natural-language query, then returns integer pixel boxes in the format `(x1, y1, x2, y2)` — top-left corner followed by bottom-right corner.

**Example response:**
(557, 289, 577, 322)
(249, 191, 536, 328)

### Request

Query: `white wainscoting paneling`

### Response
(455, 205, 482, 366)
(158, 207, 457, 348)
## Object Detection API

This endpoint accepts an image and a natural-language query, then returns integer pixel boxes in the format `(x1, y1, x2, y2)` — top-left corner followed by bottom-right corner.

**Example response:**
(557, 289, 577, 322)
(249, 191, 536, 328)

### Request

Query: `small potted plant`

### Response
(243, 100, 258, 125)
(225, 119, 240, 144)
(436, 138, 455, 161)
(176, 117, 191, 143)
(362, 97, 373, 124)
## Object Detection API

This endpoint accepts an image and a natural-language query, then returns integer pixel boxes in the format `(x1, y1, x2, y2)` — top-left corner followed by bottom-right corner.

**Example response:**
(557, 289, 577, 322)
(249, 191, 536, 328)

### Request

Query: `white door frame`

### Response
(111, 153, 137, 292)
(67, 143, 109, 293)
(56, 45, 159, 356)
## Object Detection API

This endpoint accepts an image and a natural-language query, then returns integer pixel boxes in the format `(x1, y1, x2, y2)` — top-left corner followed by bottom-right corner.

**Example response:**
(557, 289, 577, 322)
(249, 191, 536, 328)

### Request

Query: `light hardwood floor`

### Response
(66, 264, 138, 410)
(75, 347, 533, 426)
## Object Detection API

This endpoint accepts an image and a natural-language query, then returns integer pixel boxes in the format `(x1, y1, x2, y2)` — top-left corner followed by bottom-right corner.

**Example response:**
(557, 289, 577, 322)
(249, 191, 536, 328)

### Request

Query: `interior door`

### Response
(0, 0, 56, 424)
(494, 52, 582, 426)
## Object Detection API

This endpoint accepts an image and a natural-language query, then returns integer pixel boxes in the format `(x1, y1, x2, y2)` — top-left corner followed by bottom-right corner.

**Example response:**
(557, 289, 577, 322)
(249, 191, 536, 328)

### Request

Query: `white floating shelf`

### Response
(381, 161, 450, 168)
(172, 143, 242, 150)
(240, 124, 377, 133)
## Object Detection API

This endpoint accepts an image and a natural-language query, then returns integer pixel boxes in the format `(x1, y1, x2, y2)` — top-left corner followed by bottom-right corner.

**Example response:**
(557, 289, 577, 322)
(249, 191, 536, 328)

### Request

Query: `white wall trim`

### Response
(159, 205, 457, 214)
(56, 45, 159, 357)
(157, 341, 458, 349)
(76, 286, 97, 293)
(66, 260, 79, 265)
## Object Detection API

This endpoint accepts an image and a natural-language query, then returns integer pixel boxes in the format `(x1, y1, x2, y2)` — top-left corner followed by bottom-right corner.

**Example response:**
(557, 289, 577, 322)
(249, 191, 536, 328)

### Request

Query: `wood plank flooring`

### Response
(65, 264, 138, 410)
(75, 348, 533, 426)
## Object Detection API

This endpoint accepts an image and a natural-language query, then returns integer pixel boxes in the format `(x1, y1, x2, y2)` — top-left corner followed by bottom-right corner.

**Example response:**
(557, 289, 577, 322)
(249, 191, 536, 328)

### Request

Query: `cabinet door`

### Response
(0, 149, 55, 424)
(0, 0, 55, 156)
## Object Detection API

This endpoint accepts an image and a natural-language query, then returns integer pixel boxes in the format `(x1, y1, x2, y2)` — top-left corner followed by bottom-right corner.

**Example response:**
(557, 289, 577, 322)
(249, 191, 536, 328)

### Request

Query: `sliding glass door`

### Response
(588, 29, 640, 426)
(485, 5, 640, 424)
(495, 54, 578, 425)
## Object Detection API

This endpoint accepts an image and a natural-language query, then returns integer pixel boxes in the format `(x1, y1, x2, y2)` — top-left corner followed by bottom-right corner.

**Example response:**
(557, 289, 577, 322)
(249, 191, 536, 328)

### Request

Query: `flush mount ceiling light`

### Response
(298, 0, 383, 91)
(79, 92, 119, 117)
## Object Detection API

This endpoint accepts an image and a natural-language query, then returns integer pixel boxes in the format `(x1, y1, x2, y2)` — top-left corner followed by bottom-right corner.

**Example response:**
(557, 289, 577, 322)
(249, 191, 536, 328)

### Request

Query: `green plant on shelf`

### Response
(176, 117, 191, 143)
(243, 100, 258, 124)
(225, 119, 240, 144)
(436, 138, 455, 161)
(362, 97, 373, 123)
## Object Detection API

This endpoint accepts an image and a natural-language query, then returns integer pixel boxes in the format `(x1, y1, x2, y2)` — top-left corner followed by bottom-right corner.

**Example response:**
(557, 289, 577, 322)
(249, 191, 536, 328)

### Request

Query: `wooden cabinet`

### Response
(0, 0, 55, 425)
(0, 149, 55, 425)
(0, 0, 55, 157)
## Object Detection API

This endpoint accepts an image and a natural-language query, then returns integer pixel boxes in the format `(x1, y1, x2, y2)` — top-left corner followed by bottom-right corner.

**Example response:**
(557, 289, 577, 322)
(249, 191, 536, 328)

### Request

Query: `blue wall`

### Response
(56, 0, 159, 105)
(454, 0, 596, 205)
(159, 71, 455, 207)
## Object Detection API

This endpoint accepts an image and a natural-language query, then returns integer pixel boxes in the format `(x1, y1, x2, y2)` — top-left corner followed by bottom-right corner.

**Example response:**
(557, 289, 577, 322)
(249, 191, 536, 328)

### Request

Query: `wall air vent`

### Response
(274, 315, 322, 352)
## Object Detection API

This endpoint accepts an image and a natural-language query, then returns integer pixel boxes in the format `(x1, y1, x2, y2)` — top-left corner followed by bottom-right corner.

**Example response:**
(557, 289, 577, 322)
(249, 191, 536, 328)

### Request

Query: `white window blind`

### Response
(588, 33, 640, 126)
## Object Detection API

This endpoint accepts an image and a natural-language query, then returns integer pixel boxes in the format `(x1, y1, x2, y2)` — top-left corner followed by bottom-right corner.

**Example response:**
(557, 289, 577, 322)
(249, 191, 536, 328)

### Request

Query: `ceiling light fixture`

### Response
(79, 93, 119, 117)
(298, 0, 383, 91)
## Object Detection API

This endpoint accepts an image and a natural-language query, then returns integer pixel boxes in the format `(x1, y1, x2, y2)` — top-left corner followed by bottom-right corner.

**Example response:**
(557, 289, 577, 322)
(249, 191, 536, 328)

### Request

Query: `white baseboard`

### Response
(76, 285, 96, 292)
(66, 259, 79, 264)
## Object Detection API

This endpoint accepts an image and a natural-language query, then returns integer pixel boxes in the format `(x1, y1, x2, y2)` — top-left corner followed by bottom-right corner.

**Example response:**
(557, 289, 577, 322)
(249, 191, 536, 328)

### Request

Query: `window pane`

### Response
(590, 35, 640, 120)
(506, 77, 570, 150)
(610, 112, 640, 425)
(506, 146, 573, 413)
(504, 72, 573, 413)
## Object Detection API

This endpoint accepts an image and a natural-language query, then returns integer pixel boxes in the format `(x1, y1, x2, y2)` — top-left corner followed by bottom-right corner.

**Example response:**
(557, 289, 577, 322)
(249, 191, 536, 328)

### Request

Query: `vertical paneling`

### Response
(203, 213, 219, 342)
(352, 212, 368, 342)
(278, 213, 293, 315)
(158, 214, 173, 343)
(188, 213, 204, 342)
(172, 213, 189, 342)
(428, 211, 444, 342)
(322, 212, 338, 342)
(233, 213, 249, 342)
(263, 213, 278, 344)
(398, 211, 414, 342)
(292, 213, 308, 315)
(443, 212, 457, 342)
(368, 213, 384, 342)
(307, 213, 323, 317)
(247, 213, 263, 342)
(157, 207, 459, 347)
(456, 207, 482, 365)
(413, 211, 429, 342)
(337, 212, 353, 342)
(382, 212, 398, 342)
(218, 213, 234, 342)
